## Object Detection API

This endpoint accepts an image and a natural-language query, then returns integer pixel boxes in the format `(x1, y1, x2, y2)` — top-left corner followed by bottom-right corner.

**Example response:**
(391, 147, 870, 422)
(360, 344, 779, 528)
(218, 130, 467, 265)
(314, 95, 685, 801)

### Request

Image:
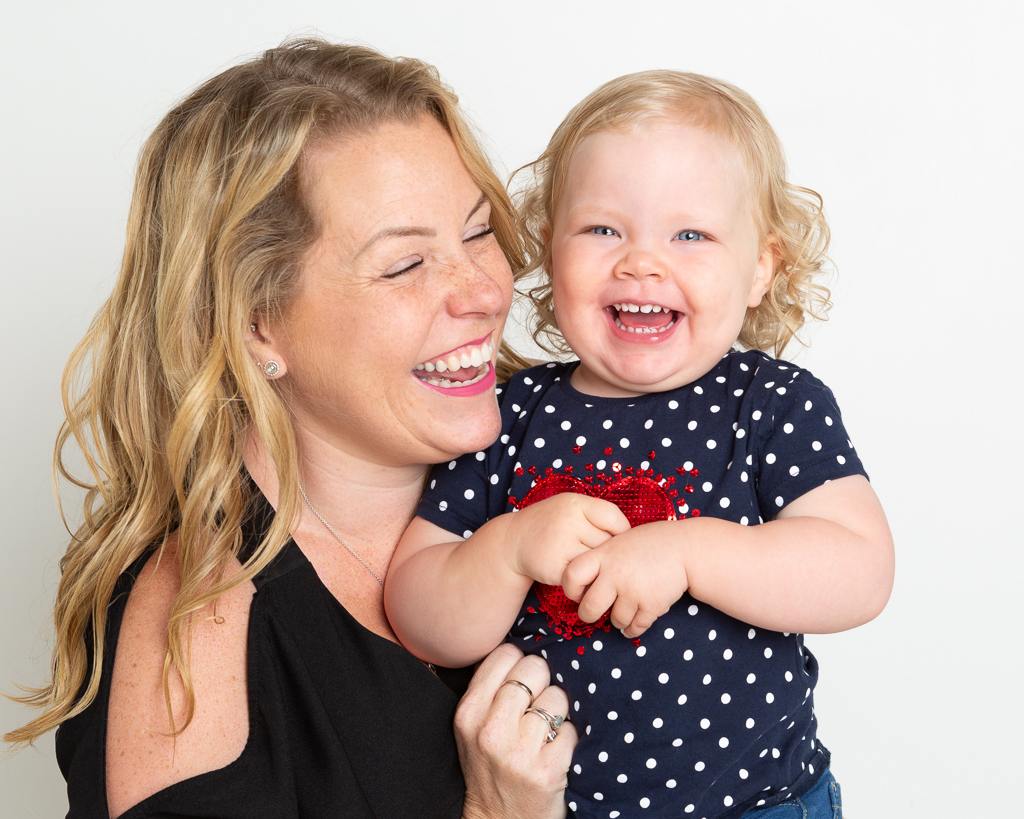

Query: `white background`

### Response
(2, 2, 1021, 817)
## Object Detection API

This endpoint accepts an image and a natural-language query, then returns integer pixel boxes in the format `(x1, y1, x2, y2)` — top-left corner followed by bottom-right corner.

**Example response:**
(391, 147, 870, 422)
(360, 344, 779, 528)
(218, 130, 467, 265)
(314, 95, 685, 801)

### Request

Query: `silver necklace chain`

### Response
(298, 483, 385, 587)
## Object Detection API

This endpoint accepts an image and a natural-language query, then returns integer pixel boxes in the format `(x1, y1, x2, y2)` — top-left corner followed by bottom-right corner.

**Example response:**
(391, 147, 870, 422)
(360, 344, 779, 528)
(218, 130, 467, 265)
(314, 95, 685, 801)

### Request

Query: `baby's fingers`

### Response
(561, 551, 600, 602)
(621, 608, 659, 639)
(581, 497, 631, 538)
(577, 577, 618, 624)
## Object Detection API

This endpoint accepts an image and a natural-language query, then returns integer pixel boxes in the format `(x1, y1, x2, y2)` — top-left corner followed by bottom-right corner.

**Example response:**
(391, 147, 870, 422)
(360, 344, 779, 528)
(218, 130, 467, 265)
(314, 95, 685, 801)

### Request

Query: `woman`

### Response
(5, 39, 575, 818)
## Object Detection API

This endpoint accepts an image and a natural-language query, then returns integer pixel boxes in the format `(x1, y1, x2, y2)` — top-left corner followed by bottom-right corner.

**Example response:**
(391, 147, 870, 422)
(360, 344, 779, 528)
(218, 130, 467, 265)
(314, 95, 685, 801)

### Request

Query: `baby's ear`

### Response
(748, 234, 779, 308)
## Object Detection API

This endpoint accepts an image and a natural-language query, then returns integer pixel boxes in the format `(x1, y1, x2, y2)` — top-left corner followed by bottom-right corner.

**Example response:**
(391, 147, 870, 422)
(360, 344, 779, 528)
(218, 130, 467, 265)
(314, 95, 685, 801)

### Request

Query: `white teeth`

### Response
(614, 302, 667, 314)
(640, 304, 653, 313)
(613, 315, 677, 334)
(417, 339, 494, 375)
(420, 363, 491, 389)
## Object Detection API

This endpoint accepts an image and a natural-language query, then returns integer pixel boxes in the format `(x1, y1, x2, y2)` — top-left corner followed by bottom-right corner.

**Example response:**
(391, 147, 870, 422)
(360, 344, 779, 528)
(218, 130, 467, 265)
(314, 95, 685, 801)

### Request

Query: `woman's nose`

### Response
(446, 256, 509, 318)
(613, 249, 667, 282)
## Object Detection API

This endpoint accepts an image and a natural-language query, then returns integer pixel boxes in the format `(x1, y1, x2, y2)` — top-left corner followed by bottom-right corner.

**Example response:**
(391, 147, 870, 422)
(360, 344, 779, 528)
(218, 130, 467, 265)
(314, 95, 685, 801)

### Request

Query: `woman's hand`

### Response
(456, 644, 577, 819)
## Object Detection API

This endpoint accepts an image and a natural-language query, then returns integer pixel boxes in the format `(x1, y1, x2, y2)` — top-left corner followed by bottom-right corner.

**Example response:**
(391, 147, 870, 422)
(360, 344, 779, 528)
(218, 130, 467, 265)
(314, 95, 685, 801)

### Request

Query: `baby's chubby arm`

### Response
(386, 495, 630, 667)
(563, 474, 894, 637)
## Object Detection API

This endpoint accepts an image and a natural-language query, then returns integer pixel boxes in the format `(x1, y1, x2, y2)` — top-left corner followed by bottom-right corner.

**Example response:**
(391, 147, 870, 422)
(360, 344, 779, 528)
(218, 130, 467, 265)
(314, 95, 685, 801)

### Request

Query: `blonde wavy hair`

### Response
(6, 38, 527, 747)
(514, 70, 832, 359)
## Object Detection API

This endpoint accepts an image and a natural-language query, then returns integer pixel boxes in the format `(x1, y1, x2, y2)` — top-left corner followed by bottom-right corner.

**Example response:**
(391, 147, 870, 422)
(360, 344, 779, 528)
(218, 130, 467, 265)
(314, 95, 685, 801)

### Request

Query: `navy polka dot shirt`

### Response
(418, 350, 867, 818)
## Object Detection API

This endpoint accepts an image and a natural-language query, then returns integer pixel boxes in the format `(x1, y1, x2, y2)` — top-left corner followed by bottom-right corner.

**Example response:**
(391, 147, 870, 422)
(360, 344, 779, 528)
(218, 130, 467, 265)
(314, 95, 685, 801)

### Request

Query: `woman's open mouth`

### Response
(610, 302, 678, 334)
(413, 337, 494, 390)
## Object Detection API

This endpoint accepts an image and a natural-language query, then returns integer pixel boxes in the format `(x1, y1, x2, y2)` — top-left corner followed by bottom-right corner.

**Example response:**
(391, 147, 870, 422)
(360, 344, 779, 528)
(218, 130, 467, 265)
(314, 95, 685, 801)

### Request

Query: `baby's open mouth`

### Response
(611, 303, 678, 334)
(413, 338, 494, 388)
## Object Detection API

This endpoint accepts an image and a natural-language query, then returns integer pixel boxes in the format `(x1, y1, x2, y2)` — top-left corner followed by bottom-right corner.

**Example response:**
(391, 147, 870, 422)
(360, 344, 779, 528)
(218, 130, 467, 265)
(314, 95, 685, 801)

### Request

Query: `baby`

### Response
(387, 71, 893, 819)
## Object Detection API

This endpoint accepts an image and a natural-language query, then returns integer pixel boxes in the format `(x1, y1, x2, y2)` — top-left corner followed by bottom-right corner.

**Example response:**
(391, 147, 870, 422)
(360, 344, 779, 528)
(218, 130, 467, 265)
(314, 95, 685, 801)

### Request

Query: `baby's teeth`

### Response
(470, 348, 483, 367)
(628, 304, 639, 313)
(640, 304, 653, 313)
(447, 355, 461, 372)
(435, 359, 448, 373)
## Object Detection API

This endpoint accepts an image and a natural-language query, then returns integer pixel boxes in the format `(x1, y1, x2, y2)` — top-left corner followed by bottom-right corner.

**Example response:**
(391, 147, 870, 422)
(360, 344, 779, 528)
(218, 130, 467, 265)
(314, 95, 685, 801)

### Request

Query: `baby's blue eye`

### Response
(675, 230, 703, 242)
(590, 226, 618, 236)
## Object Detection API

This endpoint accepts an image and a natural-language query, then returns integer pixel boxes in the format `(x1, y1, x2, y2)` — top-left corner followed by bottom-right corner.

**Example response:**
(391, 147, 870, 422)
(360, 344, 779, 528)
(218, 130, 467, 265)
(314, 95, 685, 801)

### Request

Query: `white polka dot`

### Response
(688, 604, 699, 615)
(611, 668, 621, 678)
(598, 751, 608, 762)
(695, 761, 705, 772)
(719, 497, 730, 509)
(624, 732, 634, 743)
(765, 453, 776, 464)
(640, 797, 650, 808)
(685, 805, 694, 814)
(783, 423, 794, 434)
(702, 481, 713, 492)
(430, 479, 436, 489)
(748, 628, 756, 639)
(507, 445, 516, 456)
(740, 516, 748, 524)
(777, 387, 787, 395)
(463, 530, 472, 538)
(594, 793, 604, 801)
(766, 692, 775, 703)
(812, 440, 822, 451)
(572, 660, 579, 670)
(636, 646, 647, 657)
(809, 763, 815, 774)
(603, 420, 613, 429)
(740, 769, 749, 779)
(644, 419, 654, 429)
(619, 437, 630, 448)
(747, 673, 756, 683)
(533, 438, 545, 448)
(706, 439, 717, 449)
(775, 496, 784, 507)
(719, 737, 729, 748)
(683, 650, 693, 661)
(746, 718, 755, 728)
(688, 420, 698, 431)
(646, 758, 657, 769)
(523, 378, 533, 385)
(569, 802, 577, 812)
(752, 410, 762, 420)
(825, 416, 833, 426)
(596, 459, 606, 470)
(489, 474, 499, 485)
(588, 683, 597, 693)
(837, 455, 847, 464)
(723, 649, 733, 660)
(474, 451, 485, 462)
(552, 459, 562, 468)
(658, 673, 669, 684)
(724, 795, 734, 807)
(640, 460, 650, 470)
(593, 640, 603, 651)
(576, 435, 587, 446)
(721, 693, 731, 704)
(669, 400, 679, 409)
(607, 711, 618, 721)
(785, 671, 793, 682)
(631, 690, 643, 701)
(703, 674, 712, 685)
(463, 489, 475, 500)
(673, 738, 683, 746)
(574, 764, 582, 774)
(653, 717, 664, 728)
(561, 420, 572, 430)
(764, 647, 773, 658)
(772, 748, 781, 758)
(677, 694, 688, 705)
(617, 773, 627, 783)
(710, 405, 721, 413)
(438, 500, 448, 511)
(708, 630, 717, 641)
(667, 779, 677, 788)
(734, 389, 744, 397)
(663, 628, 675, 639)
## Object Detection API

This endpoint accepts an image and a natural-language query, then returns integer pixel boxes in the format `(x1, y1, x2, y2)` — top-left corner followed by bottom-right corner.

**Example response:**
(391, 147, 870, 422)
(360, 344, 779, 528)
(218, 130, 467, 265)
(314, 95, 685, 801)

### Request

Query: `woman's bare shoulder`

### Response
(105, 533, 256, 818)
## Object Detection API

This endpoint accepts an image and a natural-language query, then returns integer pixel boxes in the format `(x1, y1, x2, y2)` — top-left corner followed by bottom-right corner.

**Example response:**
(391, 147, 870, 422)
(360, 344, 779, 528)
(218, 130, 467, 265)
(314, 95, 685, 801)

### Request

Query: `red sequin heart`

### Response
(515, 474, 677, 638)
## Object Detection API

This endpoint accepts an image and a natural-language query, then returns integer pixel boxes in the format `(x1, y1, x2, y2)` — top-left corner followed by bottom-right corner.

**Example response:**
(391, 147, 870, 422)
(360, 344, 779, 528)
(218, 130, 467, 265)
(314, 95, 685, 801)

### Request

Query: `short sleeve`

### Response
(752, 367, 867, 517)
(417, 450, 495, 538)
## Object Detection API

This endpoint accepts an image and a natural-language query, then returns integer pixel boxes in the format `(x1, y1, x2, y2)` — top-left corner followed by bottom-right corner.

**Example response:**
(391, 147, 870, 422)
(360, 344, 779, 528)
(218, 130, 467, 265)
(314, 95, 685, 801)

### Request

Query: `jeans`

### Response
(740, 768, 842, 819)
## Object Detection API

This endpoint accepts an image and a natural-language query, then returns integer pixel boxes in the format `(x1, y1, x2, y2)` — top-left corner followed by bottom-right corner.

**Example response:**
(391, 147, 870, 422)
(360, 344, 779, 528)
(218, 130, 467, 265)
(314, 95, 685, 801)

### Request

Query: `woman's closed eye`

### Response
(464, 225, 495, 243)
(674, 229, 704, 242)
(383, 256, 424, 279)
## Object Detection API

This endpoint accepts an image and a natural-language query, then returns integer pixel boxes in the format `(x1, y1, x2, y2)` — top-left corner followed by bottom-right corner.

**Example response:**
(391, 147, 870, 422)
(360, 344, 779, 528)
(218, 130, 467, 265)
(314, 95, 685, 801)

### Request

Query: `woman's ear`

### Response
(747, 234, 779, 308)
(247, 319, 288, 379)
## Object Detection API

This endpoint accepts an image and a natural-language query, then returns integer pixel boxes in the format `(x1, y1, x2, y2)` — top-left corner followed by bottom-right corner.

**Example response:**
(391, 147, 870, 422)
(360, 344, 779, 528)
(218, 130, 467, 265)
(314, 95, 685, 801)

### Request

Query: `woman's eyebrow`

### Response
(464, 193, 488, 224)
(352, 194, 488, 261)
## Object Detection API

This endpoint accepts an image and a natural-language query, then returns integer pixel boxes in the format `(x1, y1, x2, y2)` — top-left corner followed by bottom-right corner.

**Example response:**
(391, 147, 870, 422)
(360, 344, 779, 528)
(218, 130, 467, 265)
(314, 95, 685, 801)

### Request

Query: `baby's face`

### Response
(549, 121, 775, 398)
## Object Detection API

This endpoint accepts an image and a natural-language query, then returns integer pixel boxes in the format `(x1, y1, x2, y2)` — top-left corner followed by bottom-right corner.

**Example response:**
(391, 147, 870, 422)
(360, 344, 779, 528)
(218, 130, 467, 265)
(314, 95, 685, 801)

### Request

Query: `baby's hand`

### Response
(561, 522, 689, 638)
(504, 494, 631, 587)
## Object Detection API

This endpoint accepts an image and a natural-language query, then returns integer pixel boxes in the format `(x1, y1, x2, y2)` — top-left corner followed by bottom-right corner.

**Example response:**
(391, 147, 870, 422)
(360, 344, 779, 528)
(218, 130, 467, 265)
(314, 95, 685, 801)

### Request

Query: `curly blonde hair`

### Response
(5, 38, 527, 748)
(514, 70, 831, 359)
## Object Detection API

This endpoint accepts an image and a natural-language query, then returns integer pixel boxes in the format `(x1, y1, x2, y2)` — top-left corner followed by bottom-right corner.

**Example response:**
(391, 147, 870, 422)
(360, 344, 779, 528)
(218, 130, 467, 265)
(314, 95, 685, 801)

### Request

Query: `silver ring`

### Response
(499, 679, 535, 707)
(526, 706, 565, 742)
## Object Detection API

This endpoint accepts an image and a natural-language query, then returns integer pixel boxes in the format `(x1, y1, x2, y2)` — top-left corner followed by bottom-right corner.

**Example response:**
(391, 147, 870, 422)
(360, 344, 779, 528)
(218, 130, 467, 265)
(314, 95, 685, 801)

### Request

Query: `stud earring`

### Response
(263, 360, 280, 377)
(250, 323, 257, 333)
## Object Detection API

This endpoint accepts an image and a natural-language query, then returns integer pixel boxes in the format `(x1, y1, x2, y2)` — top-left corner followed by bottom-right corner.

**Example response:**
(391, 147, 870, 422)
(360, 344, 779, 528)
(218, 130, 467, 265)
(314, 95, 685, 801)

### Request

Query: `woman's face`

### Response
(265, 117, 513, 468)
